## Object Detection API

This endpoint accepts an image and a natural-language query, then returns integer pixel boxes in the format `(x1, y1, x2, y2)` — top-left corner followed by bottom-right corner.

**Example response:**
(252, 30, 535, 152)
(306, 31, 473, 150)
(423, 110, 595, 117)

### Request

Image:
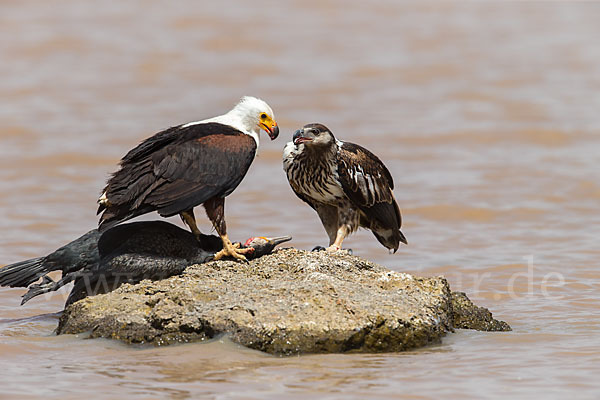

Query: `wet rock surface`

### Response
(451, 291, 512, 332)
(57, 249, 510, 354)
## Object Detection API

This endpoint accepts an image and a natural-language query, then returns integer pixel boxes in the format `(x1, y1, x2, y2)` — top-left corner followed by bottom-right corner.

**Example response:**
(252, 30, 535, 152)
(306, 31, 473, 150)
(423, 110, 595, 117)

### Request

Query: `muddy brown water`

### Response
(1, 1, 599, 399)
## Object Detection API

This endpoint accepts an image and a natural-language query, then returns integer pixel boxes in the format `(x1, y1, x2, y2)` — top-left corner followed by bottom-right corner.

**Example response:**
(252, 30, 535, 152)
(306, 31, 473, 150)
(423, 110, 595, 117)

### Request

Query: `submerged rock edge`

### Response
(57, 249, 510, 354)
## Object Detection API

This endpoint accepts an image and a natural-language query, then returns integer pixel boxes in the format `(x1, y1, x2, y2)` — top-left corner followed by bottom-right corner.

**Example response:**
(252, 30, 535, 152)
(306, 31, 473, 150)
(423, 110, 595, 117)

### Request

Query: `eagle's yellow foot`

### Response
(213, 238, 253, 262)
(327, 228, 348, 253)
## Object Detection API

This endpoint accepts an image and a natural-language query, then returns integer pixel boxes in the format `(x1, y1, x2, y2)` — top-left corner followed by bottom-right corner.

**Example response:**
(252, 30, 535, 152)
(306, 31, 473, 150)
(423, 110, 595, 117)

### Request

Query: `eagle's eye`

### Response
(311, 129, 320, 135)
(260, 113, 267, 119)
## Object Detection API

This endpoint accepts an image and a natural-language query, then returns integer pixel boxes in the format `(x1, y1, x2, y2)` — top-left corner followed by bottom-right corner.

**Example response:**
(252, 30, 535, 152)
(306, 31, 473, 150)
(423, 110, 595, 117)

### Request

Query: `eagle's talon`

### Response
(213, 239, 254, 262)
(312, 246, 326, 252)
(326, 245, 341, 252)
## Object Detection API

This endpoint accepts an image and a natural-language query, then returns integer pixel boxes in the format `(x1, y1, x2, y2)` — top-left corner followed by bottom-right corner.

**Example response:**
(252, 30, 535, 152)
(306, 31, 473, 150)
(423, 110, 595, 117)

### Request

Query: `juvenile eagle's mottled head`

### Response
(228, 96, 279, 140)
(292, 123, 335, 148)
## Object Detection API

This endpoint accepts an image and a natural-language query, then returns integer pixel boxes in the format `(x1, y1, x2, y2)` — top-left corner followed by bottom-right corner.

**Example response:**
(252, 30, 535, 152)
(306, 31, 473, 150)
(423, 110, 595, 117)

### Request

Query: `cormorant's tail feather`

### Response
(0, 257, 47, 288)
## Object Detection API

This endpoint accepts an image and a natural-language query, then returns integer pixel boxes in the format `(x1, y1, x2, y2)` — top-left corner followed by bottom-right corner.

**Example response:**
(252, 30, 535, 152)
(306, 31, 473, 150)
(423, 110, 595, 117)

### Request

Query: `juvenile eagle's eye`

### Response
(311, 129, 320, 135)
(260, 113, 267, 119)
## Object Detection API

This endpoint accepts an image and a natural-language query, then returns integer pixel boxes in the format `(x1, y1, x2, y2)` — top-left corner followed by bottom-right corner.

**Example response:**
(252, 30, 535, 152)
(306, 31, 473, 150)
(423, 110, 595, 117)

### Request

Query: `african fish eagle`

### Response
(97, 96, 279, 261)
(283, 123, 407, 252)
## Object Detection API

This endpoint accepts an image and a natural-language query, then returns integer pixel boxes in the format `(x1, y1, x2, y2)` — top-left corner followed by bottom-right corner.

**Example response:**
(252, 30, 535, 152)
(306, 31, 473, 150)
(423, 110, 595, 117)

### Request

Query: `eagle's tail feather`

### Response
(98, 205, 155, 232)
(372, 228, 407, 254)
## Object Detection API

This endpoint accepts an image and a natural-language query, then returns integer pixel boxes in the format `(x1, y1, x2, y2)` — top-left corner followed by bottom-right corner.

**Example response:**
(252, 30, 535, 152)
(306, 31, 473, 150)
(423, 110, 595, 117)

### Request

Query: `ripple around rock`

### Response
(57, 249, 510, 355)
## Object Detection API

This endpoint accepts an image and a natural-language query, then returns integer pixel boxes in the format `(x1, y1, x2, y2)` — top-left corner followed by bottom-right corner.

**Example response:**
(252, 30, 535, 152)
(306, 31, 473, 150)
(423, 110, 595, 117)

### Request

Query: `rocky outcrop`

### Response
(451, 291, 511, 331)
(57, 249, 510, 354)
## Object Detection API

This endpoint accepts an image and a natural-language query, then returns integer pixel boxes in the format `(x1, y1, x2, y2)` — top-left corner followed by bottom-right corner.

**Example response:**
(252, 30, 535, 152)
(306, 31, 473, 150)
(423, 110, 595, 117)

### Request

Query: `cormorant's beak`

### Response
(243, 235, 292, 248)
(293, 129, 312, 145)
(264, 235, 293, 247)
(260, 118, 279, 140)
(242, 235, 292, 259)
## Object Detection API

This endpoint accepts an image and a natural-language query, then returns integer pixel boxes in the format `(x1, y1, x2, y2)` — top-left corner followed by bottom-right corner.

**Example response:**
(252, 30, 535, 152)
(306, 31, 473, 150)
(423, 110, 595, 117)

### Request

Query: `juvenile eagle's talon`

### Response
(312, 246, 326, 252)
(326, 245, 341, 252)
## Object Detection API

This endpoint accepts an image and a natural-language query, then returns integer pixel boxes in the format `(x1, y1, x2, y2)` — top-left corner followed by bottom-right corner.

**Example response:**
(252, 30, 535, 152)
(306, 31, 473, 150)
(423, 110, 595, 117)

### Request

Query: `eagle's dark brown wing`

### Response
(98, 123, 256, 231)
(337, 142, 396, 207)
(337, 142, 406, 249)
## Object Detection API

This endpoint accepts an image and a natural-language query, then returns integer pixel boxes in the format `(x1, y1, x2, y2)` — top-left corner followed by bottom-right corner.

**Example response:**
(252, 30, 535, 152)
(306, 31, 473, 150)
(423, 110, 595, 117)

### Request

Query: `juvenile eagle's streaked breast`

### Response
(283, 141, 345, 204)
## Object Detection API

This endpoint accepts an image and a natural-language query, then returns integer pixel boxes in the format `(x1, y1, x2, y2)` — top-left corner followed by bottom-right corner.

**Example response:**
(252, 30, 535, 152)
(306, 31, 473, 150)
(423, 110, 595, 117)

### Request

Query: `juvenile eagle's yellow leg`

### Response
(327, 225, 350, 252)
(213, 234, 254, 261)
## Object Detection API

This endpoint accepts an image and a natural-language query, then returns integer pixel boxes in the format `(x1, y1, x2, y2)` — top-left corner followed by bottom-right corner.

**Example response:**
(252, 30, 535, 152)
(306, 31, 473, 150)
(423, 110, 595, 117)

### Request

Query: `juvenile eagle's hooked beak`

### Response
(260, 116, 279, 140)
(293, 128, 313, 145)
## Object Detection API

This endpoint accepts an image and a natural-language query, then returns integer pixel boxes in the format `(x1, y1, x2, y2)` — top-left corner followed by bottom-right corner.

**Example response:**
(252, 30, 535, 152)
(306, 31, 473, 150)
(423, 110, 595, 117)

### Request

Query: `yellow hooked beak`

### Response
(259, 114, 279, 140)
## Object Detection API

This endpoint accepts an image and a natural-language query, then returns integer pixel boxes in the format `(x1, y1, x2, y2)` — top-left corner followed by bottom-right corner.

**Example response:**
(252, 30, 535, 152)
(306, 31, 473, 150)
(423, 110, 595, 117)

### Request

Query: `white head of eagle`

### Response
(283, 123, 407, 253)
(192, 96, 279, 147)
(97, 96, 279, 262)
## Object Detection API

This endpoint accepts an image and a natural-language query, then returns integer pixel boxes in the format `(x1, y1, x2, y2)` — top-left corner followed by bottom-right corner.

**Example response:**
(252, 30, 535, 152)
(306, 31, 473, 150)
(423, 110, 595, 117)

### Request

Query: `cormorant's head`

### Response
(293, 123, 334, 148)
(232, 96, 279, 140)
(242, 235, 293, 259)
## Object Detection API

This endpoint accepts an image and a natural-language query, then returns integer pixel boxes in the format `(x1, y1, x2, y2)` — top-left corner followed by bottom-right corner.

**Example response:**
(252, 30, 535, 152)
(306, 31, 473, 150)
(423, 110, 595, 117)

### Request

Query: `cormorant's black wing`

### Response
(97, 220, 220, 257)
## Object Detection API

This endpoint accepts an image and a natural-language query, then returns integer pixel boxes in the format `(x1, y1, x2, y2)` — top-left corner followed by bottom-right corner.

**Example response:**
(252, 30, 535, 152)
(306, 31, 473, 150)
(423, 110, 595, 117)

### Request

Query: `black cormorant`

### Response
(0, 221, 291, 306)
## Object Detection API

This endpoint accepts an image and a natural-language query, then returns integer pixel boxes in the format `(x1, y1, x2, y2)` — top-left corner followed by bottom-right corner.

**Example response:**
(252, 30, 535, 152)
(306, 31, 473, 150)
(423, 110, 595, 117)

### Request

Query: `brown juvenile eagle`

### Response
(97, 96, 279, 261)
(283, 123, 407, 252)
